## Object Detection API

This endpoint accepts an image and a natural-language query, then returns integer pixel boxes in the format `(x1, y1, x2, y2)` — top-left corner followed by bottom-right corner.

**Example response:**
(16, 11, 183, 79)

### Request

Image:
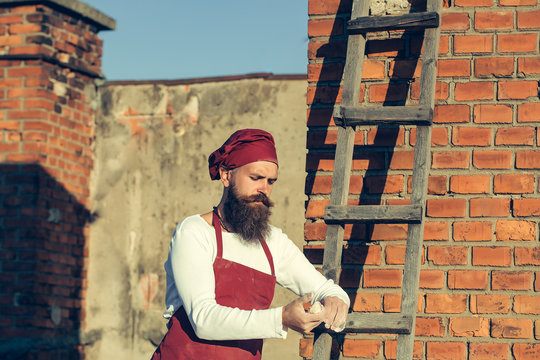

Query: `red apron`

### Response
(152, 211, 276, 360)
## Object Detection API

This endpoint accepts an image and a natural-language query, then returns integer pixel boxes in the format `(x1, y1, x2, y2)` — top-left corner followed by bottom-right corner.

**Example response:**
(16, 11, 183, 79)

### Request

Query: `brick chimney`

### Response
(0, 1, 114, 358)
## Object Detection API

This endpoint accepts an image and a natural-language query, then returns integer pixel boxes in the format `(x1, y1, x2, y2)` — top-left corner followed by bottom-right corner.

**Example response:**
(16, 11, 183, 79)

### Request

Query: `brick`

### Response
(383, 293, 423, 313)
(426, 342, 466, 360)
(425, 294, 467, 314)
(470, 198, 510, 217)
(408, 175, 448, 195)
(437, 59, 471, 77)
(498, 33, 538, 53)
(518, 57, 540, 75)
(499, 0, 536, 5)
(427, 246, 467, 265)
(513, 199, 540, 216)
(469, 343, 509, 360)
(514, 344, 540, 360)
(474, 57, 514, 78)
(363, 269, 402, 288)
(420, 270, 445, 289)
(518, 10, 540, 29)
(454, 82, 494, 101)
(496, 127, 534, 146)
(0, 14, 23, 24)
(389, 151, 414, 170)
(342, 339, 381, 358)
(473, 104, 512, 124)
(452, 127, 491, 146)
(0, 35, 23, 46)
(515, 247, 540, 266)
(470, 294, 510, 314)
(427, 199, 466, 218)
(411, 81, 449, 100)
(307, 85, 343, 104)
(449, 317, 490, 337)
(424, 221, 449, 241)
(385, 340, 423, 359)
(441, 13, 470, 31)
(494, 174, 534, 194)
(455, 0, 493, 5)
(450, 175, 490, 194)
(516, 151, 540, 169)
(454, 35, 493, 54)
(434, 104, 470, 123)
(454, 221, 492, 241)
(362, 60, 386, 79)
(299, 338, 312, 358)
(307, 18, 343, 37)
(495, 220, 536, 241)
(369, 83, 408, 102)
(432, 151, 470, 169)
(472, 246, 511, 266)
(364, 175, 403, 194)
(448, 270, 489, 289)
(492, 271, 532, 290)
(514, 295, 540, 314)
(491, 318, 533, 339)
(308, 40, 347, 59)
(498, 81, 538, 100)
(307, 62, 343, 82)
(473, 150, 512, 169)
(475, 11, 513, 30)
(385, 245, 407, 265)
(366, 127, 405, 146)
(536, 273, 540, 291)
(308, 0, 352, 15)
(389, 59, 422, 79)
(350, 293, 382, 312)
(415, 317, 445, 337)
(518, 103, 540, 123)
(366, 38, 405, 58)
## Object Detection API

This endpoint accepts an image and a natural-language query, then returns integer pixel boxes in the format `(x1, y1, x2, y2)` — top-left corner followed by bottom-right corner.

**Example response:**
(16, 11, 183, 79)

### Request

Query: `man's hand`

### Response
(282, 294, 324, 334)
(321, 296, 349, 331)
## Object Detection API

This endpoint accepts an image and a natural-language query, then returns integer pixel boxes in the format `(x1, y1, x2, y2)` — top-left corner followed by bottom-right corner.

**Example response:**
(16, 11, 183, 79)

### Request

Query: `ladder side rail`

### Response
(311, 0, 370, 358)
(396, 0, 441, 357)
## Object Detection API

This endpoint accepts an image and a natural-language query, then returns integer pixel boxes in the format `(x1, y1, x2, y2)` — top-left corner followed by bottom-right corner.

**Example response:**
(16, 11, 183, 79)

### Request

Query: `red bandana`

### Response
(208, 129, 278, 180)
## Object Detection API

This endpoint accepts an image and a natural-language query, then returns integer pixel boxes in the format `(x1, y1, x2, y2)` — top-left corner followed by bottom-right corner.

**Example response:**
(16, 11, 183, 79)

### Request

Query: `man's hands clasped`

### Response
(282, 294, 348, 334)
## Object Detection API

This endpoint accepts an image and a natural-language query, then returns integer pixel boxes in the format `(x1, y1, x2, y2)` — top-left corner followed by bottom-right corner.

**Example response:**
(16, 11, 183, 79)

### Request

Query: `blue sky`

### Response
(84, 0, 308, 81)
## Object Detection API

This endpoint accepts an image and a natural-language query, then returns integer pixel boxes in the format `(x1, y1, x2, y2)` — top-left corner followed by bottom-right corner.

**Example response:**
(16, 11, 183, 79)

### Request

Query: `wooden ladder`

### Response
(311, 0, 441, 359)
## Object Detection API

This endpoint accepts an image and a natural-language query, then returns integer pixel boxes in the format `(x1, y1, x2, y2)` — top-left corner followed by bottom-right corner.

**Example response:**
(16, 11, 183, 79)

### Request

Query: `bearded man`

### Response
(152, 129, 349, 360)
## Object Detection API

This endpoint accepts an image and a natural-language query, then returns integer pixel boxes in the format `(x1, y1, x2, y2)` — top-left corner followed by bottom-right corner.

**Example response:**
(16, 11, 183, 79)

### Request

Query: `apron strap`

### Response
(212, 208, 275, 276)
(212, 209, 224, 258)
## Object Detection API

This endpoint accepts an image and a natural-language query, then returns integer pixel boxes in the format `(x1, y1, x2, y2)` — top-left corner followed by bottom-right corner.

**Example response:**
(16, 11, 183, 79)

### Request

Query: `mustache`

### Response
(244, 193, 273, 208)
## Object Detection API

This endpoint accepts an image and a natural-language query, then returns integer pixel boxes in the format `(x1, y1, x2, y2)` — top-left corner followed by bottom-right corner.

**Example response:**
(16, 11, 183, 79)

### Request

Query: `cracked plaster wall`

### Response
(85, 77, 307, 360)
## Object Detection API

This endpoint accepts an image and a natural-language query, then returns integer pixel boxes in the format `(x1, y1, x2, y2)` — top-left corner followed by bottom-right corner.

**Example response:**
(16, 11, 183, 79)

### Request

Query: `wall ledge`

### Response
(0, 0, 116, 30)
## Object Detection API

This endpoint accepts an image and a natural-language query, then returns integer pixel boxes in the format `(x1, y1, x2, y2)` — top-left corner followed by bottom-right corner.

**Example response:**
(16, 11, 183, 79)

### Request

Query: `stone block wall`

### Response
(0, 1, 114, 358)
(305, 0, 539, 359)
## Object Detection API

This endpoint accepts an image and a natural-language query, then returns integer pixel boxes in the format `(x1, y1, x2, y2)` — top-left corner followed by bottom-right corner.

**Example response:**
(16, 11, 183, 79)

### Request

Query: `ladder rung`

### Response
(325, 205, 423, 224)
(320, 313, 412, 334)
(348, 11, 439, 33)
(334, 105, 433, 126)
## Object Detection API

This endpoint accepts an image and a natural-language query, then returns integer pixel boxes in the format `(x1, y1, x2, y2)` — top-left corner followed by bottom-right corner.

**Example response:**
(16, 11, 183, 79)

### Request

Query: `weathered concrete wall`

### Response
(85, 74, 307, 360)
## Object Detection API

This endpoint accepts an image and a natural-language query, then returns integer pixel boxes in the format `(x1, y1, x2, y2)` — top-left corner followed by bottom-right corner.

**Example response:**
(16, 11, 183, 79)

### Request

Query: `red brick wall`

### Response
(0, 2, 107, 358)
(305, 0, 539, 359)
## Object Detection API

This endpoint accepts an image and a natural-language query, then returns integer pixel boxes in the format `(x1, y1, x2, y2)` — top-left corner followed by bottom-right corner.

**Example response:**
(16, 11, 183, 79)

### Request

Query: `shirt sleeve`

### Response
(272, 228, 351, 309)
(169, 219, 287, 341)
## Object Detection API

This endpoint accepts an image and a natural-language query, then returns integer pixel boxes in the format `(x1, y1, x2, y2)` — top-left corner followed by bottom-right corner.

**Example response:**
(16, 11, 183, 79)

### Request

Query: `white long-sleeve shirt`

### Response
(163, 215, 350, 341)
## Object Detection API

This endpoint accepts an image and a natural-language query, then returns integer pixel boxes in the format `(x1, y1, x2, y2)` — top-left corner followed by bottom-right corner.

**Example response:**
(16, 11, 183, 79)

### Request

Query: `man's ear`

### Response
(219, 166, 232, 188)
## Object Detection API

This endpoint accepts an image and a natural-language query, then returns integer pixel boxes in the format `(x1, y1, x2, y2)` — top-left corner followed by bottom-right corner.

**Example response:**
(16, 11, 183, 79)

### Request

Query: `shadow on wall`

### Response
(0, 163, 91, 360)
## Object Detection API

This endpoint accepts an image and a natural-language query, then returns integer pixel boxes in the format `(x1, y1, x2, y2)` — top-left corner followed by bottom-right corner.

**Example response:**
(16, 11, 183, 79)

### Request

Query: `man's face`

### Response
(226, 161, 278, 199)
(221, 161, 278, 242)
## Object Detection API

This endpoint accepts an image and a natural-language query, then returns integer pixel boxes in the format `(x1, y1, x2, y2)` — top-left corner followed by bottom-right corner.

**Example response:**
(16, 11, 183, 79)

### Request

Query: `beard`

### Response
(222, 182, 274, 243)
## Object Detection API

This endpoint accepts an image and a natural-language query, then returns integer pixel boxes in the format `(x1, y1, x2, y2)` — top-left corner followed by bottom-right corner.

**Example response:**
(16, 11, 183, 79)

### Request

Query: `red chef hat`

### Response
(208, 129, 278, 180)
